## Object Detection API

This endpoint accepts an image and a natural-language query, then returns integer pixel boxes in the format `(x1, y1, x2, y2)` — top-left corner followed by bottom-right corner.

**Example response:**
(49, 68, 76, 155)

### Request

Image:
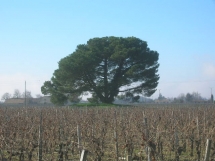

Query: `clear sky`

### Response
(0, 0, 215, 100)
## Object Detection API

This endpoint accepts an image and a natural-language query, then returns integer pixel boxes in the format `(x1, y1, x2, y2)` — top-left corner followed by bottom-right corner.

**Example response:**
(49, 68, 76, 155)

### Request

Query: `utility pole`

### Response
(25, 81, 26, 108)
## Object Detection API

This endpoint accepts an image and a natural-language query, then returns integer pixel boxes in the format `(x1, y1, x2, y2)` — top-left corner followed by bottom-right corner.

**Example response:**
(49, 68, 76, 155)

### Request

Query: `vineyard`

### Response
(0, 104, 215, 161)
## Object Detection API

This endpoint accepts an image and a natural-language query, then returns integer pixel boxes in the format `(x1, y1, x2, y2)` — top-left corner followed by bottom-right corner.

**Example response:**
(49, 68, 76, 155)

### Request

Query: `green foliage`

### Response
(132, 95, 140, 102)
(41, 36, 159, 104)
(116, 94, 126, 100)
(41, 81, 68, 105)
(68, 93, 81, 103)
(125, 92, 133, 98)
(87, 93, 99, 104)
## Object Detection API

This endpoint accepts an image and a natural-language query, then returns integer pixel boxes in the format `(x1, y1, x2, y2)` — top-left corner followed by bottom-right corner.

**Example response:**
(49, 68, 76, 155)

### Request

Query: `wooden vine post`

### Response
(173, 111, 179, 161)
(77, 125, 82, 156)
(38, 110, 43, 161)
(204, 139, 212, 161)
(127, 155, 132, 161)
(143, 111, 151, 161)
(80, 149, 88, 161)
(114, 110, 119, 161)
(196, 116, 201, 161)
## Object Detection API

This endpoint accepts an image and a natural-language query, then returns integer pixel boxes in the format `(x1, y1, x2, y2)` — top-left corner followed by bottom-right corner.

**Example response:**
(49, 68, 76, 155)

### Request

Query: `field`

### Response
(0, 104, 215, 161)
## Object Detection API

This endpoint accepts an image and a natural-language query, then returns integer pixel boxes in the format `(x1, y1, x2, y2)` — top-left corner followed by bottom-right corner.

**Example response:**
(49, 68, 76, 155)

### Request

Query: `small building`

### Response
(27, 96, 53, 105)
(3, 96, 53, 106)
(4, 98, 27, 105)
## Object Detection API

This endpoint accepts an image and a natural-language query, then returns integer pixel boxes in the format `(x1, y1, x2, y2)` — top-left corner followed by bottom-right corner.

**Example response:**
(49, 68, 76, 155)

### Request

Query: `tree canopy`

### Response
(13, 89, 22, 98)
(41, 36, 160, 105)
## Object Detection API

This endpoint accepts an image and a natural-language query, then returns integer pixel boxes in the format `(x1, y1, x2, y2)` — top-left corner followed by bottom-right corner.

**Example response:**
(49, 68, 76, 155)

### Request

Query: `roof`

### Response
(4, 98, 25, 104)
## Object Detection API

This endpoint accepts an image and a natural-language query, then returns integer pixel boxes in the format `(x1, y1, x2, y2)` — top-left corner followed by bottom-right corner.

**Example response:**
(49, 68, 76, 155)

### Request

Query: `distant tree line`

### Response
(173, 92, 206, 103)
(1, 89, 42, 101)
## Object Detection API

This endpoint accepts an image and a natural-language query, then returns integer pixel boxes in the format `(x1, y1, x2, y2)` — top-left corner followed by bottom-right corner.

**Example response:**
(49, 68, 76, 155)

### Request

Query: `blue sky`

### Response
(0, 0, 215, 100)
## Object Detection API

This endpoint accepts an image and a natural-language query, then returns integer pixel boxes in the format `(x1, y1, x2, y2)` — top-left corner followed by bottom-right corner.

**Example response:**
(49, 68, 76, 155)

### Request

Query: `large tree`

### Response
(41, 37, 159, 104)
